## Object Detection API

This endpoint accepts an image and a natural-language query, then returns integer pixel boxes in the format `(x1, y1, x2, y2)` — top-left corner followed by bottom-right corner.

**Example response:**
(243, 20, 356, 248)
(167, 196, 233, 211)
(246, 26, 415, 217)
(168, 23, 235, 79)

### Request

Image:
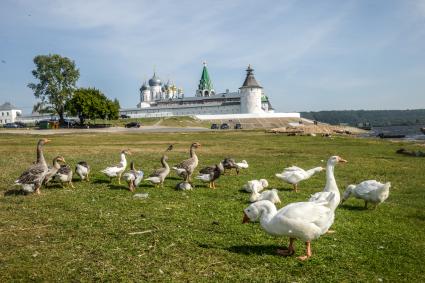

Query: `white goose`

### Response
(250, 189, 281, 204)
(243, 195, 335, 261)
(341, 180, 391, 209)
(242, 179, 269, 193)
(309, 156, 347, 212)
(275, 166, 324, 192)
(101, 150, 131, 184)
(236, 160, 249, 169)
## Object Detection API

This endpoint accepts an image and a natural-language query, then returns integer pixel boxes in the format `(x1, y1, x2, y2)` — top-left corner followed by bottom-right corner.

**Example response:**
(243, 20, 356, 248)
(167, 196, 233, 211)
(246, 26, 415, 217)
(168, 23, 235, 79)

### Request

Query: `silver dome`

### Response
(148, 72, 162, 86)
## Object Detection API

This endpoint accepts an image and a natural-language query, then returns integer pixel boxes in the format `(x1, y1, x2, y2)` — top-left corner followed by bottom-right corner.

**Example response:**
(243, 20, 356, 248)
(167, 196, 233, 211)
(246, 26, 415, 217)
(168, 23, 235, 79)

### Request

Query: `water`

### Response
(365, 125, 425, 141)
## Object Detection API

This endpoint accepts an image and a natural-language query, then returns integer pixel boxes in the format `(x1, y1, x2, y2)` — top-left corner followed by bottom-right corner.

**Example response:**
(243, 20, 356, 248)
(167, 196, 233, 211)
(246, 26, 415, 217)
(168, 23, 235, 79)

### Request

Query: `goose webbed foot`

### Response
(297, 241, 312, 261)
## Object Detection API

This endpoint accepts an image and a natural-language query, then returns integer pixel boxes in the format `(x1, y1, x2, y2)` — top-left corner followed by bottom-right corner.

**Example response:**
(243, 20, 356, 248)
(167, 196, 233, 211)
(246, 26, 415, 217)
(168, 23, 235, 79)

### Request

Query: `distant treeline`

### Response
(301, 109, 425, 126)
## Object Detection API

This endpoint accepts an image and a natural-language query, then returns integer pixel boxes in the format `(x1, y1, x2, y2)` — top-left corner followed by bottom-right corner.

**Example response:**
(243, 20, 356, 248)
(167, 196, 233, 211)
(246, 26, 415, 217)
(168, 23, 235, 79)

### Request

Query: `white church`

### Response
(120, 63, 299, 119)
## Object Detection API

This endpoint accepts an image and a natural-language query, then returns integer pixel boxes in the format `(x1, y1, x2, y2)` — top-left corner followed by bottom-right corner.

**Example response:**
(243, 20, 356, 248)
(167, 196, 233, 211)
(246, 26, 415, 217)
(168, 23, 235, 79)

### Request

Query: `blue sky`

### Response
(0, 0, 424, 113)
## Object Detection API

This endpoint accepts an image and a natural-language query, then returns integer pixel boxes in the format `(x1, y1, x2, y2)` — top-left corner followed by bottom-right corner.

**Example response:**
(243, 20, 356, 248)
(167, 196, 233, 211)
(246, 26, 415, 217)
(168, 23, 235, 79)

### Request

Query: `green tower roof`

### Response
(198, 62, 214, 91)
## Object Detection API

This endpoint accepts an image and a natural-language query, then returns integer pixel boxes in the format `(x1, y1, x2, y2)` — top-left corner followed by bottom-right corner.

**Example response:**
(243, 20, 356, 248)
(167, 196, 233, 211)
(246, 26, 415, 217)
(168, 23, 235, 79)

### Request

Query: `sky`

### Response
(0, 0, 424, 114)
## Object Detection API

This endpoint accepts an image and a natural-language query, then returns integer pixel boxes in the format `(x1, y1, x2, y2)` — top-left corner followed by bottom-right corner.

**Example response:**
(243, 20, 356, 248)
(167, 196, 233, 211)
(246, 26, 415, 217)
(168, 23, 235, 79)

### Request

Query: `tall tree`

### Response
(28, 54, 80, 123)
(66, 88, 120, 125)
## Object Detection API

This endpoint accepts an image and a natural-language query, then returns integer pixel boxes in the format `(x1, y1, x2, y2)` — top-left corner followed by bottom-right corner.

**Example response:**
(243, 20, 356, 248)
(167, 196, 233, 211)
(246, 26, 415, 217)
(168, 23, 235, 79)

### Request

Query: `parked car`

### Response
(220, 123, 229, 130)
(120, 114, 130, 119)
(125, 122, 141, 128)
(211, 123, 219, 129)
(3, 123, 19, 128)
(234, 123, 242, 129)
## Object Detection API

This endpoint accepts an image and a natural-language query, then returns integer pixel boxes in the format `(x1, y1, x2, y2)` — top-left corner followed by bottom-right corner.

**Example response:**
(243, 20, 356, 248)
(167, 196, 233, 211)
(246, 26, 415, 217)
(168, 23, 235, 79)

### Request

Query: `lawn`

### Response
(0, 131, 424, 282)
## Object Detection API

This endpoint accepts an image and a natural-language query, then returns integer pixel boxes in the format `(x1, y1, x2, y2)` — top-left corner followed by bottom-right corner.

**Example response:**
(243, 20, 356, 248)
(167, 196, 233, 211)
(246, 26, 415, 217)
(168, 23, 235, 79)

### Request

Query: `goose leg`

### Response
(213, 181, 216, 189)
(293, 184, 298, 192)
(297, 241, 312, 261)
(87, 174, 90, 182)
(277, 237, 295, 256)
(34, 184, 41, 195)
(70, 181, 75, 189)
(118, 173, 122, 185)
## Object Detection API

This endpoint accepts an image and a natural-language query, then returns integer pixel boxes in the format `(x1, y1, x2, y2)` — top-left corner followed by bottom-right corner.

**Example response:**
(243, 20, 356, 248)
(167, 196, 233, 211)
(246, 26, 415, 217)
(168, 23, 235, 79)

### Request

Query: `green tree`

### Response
(28, 54, 80, 123)
(66, 88, 120, 125)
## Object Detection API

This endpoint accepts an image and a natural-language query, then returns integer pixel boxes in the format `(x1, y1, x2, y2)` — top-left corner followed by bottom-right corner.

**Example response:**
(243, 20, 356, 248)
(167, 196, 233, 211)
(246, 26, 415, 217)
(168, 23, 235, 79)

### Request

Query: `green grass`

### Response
(0, 132, 424, 282)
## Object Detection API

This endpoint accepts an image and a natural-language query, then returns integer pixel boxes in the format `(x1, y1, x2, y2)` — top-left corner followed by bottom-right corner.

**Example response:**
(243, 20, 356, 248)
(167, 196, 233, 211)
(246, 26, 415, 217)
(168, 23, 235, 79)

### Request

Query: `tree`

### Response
(28, 54, 80, 123)
(66, 88, 120, 125)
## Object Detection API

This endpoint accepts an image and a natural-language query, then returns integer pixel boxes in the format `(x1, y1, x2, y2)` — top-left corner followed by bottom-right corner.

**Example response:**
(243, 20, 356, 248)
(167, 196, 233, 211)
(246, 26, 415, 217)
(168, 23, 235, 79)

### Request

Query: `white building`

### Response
(0, 102, 22, 124)
(120, 64, 295, 119)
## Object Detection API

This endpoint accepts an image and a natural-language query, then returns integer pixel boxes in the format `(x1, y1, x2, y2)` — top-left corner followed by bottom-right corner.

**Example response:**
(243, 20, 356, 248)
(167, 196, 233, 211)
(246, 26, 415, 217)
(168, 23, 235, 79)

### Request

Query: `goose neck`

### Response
(36, 142, 47, 167)
(258, 201, 278, 227)
(325, 163, 338, 192)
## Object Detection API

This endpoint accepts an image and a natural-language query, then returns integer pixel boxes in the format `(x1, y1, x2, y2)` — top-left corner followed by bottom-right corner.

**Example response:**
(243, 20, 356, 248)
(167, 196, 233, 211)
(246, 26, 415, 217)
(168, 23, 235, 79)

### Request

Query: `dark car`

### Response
(120, 114, 130, 119)
(234, 123, 242, 129)
(15, 121, 26, 128)
(220, 123, 229, 130)
(125, 122, 141, 128)
(210, 123, 219, 129)
(3, 123, 19, 128)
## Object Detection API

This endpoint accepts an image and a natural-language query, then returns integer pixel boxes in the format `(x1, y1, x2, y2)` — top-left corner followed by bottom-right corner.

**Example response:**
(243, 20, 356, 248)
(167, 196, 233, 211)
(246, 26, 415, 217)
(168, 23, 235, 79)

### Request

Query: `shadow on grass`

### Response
(227, 244, 282, 256)
(338, 204, 367, 211)
(93, 179, 111, 184)
(4, 188, 27, 196)
(166, 176, 183, 181)
(108, 184, 129, 191)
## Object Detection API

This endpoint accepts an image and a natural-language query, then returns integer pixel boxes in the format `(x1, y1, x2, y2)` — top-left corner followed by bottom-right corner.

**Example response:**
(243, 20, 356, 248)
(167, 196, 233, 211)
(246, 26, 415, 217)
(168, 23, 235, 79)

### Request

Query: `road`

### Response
(0, 125, 211, 135)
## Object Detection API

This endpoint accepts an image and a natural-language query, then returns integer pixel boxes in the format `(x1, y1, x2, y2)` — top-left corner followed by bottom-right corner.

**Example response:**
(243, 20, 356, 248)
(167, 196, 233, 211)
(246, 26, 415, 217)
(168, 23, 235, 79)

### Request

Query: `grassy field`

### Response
(0, 131, 424, 282)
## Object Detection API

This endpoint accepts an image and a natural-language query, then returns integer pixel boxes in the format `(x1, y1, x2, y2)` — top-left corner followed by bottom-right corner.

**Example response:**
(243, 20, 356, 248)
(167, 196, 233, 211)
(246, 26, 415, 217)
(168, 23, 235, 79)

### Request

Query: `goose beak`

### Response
(62, 158, 66, 163)
(45, 139, 52, 143)
(242, 212, 250, 224)
(338, 158, 347, 163)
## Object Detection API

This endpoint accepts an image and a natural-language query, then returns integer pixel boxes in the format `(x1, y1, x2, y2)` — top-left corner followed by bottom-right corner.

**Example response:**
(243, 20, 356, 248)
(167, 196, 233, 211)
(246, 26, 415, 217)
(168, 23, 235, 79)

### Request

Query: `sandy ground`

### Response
(0, 125, 210, 135)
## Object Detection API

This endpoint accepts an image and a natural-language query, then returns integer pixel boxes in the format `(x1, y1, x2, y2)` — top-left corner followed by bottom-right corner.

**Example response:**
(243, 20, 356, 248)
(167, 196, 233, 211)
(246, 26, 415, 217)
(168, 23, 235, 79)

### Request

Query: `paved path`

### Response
(0, 126, 211, 135)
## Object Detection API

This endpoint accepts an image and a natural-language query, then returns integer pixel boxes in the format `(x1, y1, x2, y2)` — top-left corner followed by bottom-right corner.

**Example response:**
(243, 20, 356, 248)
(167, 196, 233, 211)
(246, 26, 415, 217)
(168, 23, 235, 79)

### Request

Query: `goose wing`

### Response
(16, 163, 47, 184)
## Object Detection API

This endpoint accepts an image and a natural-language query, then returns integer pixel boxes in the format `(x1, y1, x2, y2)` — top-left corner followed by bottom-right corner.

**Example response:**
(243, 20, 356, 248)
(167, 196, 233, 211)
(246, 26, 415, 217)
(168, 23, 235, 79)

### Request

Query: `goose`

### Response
(243, 194, 335, 261)
(275, 166, 324, 192)
(250, 189, 281, 204)
(101, 149, 131, 184)
(222, 158, 240, 175)
(196, 162, 224, 189)
(75, 161, 90, 181)
(146, 155, 170, 188)
(308, 156, 347, 212)
(123, 161, 144, 192)
(172, 142, 201, 182)
(242, 179, 269, 193)
(44, 156, 66, 186)
(54, 164, 74, 188)
(14, 138, 51, 194)
(341, 180, 391, 209)
(236, 160, 249, 169)
(175, 181, 193, 190)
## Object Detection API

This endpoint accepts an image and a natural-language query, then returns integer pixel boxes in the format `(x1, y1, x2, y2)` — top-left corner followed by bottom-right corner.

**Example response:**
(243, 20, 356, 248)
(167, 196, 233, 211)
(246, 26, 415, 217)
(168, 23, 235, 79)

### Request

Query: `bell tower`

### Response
(196, 62, 215, 97)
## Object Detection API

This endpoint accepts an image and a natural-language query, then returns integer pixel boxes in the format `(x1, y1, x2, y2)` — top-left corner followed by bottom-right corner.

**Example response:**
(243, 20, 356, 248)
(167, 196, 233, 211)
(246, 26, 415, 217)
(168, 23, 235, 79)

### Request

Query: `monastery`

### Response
(120, 63, 299, 119)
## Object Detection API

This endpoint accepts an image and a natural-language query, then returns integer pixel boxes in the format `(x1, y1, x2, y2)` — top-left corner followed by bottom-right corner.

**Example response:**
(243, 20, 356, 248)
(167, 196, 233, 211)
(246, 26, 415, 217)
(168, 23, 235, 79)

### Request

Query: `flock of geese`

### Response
(13, 138, 391, 261)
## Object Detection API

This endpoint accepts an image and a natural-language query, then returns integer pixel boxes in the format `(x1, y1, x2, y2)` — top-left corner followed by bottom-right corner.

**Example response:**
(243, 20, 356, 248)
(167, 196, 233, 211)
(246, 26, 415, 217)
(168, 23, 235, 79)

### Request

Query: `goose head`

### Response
(341, 184, 356, 203)
(39, 138, 51, 145)
(55, 156, 66, 163)
(243, 203, 261, 223)
(191, 142, 201, 149)
(327, 156, 347, 166)
(121, 149, 132, 155)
